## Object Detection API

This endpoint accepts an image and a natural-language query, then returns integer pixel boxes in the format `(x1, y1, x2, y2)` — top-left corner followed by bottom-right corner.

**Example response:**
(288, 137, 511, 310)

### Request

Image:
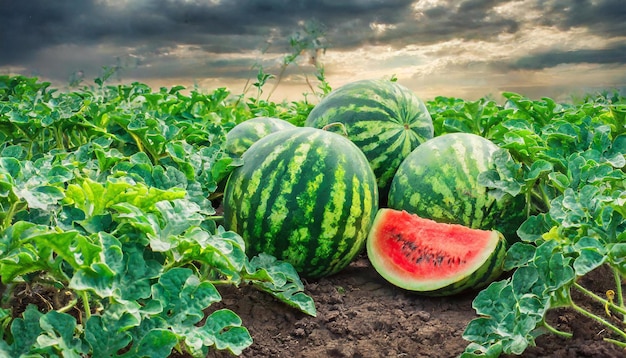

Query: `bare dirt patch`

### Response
(207, 255, 625, 358)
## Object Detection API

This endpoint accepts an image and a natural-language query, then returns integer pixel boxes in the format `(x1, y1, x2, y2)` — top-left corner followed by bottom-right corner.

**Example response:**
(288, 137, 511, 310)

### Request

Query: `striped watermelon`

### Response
(388, 133, 525, 242)
(223, 127, 378, 278)
(305, 79, 434, 198)
(367, 208, 506, 296)
(224, 117, 295, 157)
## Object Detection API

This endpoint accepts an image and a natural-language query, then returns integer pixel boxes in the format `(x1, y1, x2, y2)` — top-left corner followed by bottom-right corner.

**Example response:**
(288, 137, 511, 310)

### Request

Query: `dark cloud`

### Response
(1, 1, 98, 63)
(0, 0, 524, 66)
(511, 42, 626, 70)
(538, 0, 626, 37)
(369, 0, 519, 48)
(1, 0, 625, 86)
(0, 0, 415, 65)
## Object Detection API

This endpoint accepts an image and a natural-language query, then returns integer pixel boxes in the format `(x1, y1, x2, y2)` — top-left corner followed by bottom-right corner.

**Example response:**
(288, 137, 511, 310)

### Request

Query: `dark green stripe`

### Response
(389, 133, 501, 229)
(225, 127, 378, 278)
(277, 132, 334, 272)
(305, 79, 434, 194)
(254, 131, 322, 257)
(303, 148, 347, 276)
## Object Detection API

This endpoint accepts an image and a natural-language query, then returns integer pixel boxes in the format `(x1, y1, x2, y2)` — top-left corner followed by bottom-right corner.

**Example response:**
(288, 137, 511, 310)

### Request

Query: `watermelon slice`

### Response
(366, 208, 506, 296)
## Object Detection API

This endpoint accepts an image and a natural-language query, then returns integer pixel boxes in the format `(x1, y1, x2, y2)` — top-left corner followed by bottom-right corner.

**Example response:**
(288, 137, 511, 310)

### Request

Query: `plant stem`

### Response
(54, 126, 66, 150)
(569, 296, 626, 343)
(321, 122, 349, 137)
(2, 200, 21, 232)
(81, 291, 91, 320)
(210, 279, 238, 286)
(529, 182, 551, 214)
(574, 283, 626, 316)
(604, 338, 626, 348)
(266, 64, 288, 101)
(58, 296, 79, 313)
(525, 190, 533, 219)
(613, 268, 626, 323)
(542, 320, 573, 338)
(128, 132, 149, 161)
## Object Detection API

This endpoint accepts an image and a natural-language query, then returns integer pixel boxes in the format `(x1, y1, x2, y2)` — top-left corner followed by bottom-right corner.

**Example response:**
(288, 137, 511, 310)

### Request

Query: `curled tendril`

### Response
(605, 290, 615, 316)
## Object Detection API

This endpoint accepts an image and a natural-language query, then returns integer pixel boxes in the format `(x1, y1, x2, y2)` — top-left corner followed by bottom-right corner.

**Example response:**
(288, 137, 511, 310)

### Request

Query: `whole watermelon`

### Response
(388, 133, 525, 243)
(224, 116, 295, 157)
(305, 79, 433, 199)
(223, 127, 379, 278)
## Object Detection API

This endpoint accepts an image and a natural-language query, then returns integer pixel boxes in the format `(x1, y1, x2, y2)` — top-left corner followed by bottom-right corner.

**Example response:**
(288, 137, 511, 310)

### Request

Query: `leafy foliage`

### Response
(0, 74, 316, 357)
(426, 91, 626, 356)
(2, 69, 624, 357)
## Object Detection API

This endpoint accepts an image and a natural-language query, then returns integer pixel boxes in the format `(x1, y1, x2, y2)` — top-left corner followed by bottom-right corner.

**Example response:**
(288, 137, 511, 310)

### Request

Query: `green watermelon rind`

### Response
(224, 116, 295, 157)
(388, 132, 525, 242)
(305, 79, 434, 195)
(223, 127, 379, 278)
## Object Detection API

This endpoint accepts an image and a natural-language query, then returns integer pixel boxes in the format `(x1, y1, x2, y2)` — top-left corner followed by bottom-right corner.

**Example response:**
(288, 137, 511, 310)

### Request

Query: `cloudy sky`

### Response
(1, 0, 625, 102)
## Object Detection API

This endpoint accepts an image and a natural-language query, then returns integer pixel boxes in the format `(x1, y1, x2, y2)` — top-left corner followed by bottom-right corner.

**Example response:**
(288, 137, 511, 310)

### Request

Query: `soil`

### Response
(6, 255, 625, 357)
(206, 255, 626, 358)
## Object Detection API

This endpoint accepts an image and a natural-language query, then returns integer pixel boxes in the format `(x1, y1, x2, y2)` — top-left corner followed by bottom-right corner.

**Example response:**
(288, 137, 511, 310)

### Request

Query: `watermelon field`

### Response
(1, 73, 625, 357)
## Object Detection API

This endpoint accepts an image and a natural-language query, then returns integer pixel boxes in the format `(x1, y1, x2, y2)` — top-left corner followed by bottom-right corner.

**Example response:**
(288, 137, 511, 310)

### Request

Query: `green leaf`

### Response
(504, 242, 536, 270)
(17, 185, 64, 211)
(148, 199, 204, 251)
(84, 302, 145, 358)
(472, 280, 515, 320)
(244, 253, 317, 317)
(9, 305, 43, 356)
(70, 262, 117, 298)
(467, 276, 547, 355)
(116, 243, 162, 301)
(151, 268, 222, 327)
(210, 156, 242, 185)
(0, 307, 10, 337)
(66, 178, 186, 217)
(35, 310, 86, 357)
(69, 233, 123, 298)
(511, 266, 539, 296)
(0, 157, 22, 178)
(548, 172, 570, 192)
(169, 226, 247, 279)
(525, 160, 553, 182)
(85, 315, 133, 358)
(573, 248, 605, 276)
(198, 309, 252, 356)
(127, 329, 178, 358)
(544, 252, 575, 307)
(461, 341, 503, 358)
(478, 149, 524, 198)
(78, 213, 114, 234)
(462, 317, 499, 348)
(0, 222, 82, 283)
(608, 243, 626, 276)
(0, 342, 10, 357)
(517, 214, 554, 243)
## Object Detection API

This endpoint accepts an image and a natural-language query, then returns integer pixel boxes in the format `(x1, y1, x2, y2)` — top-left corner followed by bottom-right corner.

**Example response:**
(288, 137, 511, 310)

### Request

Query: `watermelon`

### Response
(223, 127, 379, 278)
(388, 132, 525, 242)
(224, 116, 295, 157)
(305, 79, 434, 198)
(367, 208, 506, 296)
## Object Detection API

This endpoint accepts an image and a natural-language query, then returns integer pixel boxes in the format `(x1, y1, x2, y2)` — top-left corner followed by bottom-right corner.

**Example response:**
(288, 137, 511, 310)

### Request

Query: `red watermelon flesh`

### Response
(366, 208, 504, 293)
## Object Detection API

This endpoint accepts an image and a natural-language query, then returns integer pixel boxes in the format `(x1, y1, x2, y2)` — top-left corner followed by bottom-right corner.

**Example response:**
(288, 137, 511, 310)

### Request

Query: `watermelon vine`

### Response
(427, 92, 626, 356)
(0, 74, 316, 357)
(1, 70, 624, 357)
